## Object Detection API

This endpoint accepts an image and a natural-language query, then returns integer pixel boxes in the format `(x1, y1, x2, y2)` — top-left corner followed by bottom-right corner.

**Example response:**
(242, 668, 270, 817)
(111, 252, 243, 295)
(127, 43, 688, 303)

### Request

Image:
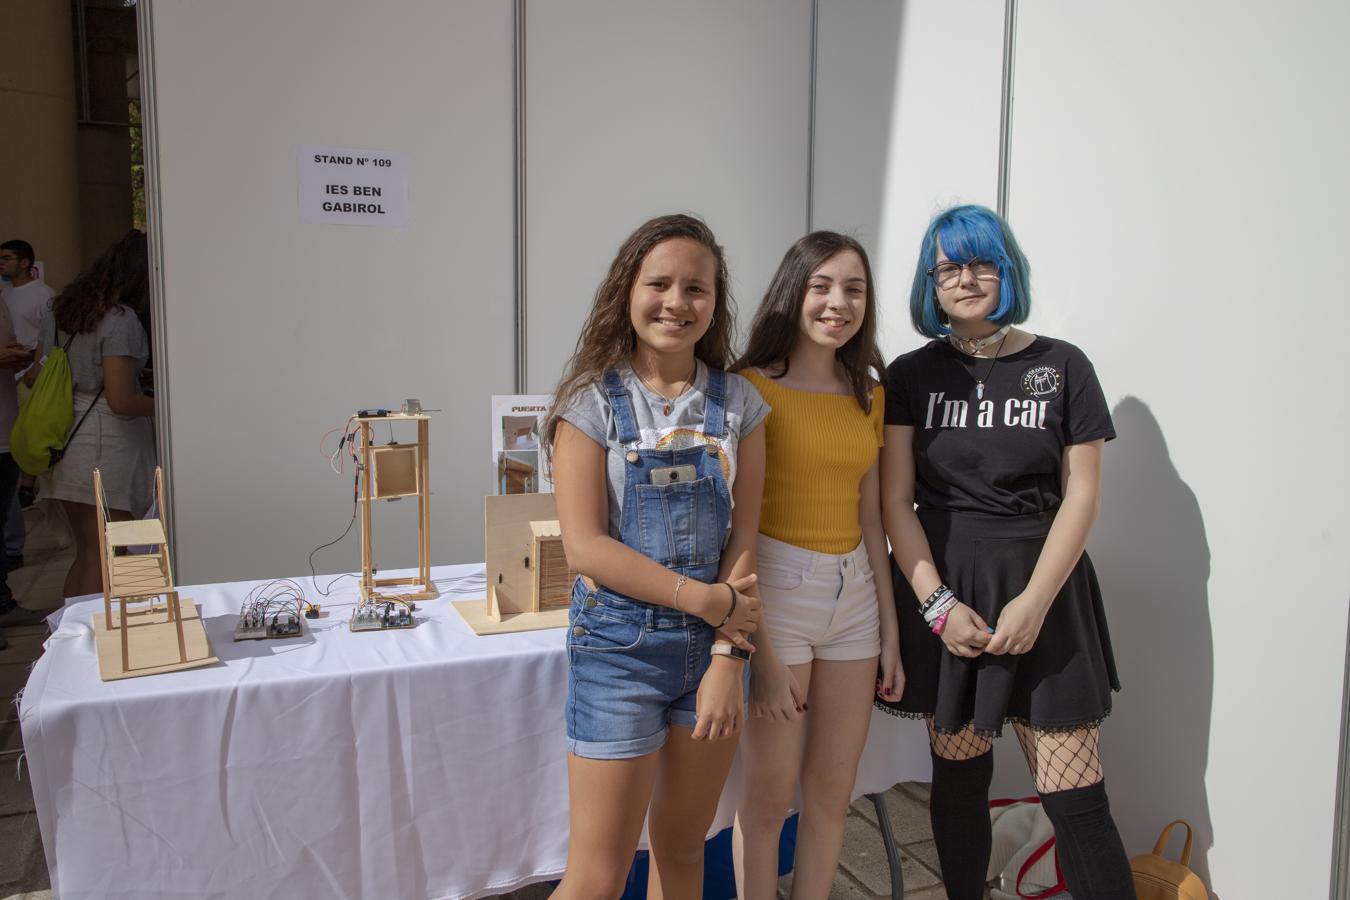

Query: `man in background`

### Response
(0, 263, 41, 645)
(0, 239, 53, 575)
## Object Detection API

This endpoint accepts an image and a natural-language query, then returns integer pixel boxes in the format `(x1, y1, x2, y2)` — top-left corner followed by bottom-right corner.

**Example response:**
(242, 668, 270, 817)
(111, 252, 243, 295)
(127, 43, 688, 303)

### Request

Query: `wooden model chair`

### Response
(94, 467, 186, 673)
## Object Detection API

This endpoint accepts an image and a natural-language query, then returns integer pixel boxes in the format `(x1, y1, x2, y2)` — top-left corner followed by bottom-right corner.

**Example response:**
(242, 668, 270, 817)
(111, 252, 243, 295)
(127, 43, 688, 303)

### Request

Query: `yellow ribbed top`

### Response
(743, 369, 884, 554)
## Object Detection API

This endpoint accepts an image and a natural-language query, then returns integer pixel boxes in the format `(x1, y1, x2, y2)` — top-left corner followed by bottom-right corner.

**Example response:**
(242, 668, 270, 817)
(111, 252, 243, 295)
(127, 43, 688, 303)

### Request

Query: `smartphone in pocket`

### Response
(649, 464, 698, 486)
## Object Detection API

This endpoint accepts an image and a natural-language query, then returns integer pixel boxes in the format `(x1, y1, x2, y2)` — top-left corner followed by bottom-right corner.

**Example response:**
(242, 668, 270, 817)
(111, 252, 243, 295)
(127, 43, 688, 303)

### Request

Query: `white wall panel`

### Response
(993, 3, 1350, 893)
(523, 0, 812, 394)
(820, 2, 1350, 892)
(813, 0, 1004, 363)
(147, 0, 515, 583)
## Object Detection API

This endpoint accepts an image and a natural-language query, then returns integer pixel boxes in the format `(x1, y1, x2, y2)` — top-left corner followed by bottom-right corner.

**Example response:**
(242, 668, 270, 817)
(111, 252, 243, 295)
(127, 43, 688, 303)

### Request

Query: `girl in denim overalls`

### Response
(544, 214, 769, 899)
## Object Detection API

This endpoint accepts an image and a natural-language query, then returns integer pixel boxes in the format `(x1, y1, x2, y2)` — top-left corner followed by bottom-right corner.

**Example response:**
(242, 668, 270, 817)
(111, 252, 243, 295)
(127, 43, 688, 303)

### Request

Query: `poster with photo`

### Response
(490, 395, 553, 494)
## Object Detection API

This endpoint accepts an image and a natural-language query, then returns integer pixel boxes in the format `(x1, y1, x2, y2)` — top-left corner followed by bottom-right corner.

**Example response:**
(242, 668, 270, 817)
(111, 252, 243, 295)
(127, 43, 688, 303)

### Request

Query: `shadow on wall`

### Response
(1092, 396, 1216, 893)
(810, 0, 904, 256)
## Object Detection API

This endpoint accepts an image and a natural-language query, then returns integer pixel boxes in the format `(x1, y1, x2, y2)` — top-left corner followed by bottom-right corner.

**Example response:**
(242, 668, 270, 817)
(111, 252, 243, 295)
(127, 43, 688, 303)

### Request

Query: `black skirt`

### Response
(877, 508, 1120, 737)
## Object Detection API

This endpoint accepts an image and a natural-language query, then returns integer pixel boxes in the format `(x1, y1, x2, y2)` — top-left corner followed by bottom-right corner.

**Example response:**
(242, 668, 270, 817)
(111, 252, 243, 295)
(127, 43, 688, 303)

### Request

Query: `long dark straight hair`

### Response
(734, 231, 883, 412)
(543, 214, 736, 449)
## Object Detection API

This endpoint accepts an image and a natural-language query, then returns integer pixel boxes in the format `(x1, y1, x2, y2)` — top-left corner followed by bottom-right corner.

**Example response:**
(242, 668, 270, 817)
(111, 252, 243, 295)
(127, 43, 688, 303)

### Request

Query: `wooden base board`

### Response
(360, 586, 439, 602)
(450, 598, 569, 635)
(92, 600, 218, 681)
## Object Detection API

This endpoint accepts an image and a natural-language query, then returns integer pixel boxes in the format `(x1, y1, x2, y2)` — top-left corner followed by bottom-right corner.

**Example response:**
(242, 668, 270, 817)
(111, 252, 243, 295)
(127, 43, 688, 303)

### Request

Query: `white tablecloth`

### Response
(20, 565, 930, 900)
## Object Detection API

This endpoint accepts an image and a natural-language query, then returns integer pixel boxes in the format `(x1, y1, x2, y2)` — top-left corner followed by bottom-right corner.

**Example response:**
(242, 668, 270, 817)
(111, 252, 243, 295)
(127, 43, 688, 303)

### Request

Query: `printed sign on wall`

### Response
(297, 145, 409, 227)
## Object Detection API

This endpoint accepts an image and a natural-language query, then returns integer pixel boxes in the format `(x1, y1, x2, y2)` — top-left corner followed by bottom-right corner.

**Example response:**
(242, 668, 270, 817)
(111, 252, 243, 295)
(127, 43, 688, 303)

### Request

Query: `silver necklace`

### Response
(635, 362, 696, 416)
(971, 335, 1008, 400)
(947, 325, 1010, 356)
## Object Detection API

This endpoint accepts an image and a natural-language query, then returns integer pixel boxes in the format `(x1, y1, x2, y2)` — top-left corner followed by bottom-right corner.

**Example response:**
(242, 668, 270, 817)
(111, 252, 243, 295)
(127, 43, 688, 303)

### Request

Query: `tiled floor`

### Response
(2, 502, 71, 900)
(494, 783, 956, 900)
(0, 504, 961, 900)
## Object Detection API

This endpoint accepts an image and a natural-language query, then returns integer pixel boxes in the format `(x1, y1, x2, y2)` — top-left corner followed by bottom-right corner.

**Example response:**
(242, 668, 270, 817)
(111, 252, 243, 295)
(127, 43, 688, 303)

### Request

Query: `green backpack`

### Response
(11, 333, 102, 476)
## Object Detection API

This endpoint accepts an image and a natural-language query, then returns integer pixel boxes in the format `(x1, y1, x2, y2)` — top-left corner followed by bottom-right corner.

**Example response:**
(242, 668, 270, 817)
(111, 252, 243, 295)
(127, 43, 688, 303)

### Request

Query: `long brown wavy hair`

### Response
(544, 214, 736, 449)
(52, 229, 149, 336)
(734, 231, 883, 412)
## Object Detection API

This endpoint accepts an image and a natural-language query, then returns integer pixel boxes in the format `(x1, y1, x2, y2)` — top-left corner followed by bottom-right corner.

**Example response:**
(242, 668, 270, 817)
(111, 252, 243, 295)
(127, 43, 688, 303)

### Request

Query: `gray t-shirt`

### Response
(40, 305, 150, 395)
(560, 361, 770, 540)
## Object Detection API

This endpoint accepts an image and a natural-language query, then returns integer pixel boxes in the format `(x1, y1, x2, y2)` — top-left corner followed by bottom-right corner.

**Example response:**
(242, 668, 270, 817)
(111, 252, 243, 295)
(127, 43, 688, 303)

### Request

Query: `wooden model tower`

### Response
(356, 412, 437, 602)
(93, 467, 216, 680)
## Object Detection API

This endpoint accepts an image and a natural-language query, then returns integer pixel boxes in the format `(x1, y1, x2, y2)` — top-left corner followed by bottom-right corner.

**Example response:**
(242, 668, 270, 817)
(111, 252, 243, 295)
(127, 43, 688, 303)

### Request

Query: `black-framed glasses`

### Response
(927, 259, 999, 289)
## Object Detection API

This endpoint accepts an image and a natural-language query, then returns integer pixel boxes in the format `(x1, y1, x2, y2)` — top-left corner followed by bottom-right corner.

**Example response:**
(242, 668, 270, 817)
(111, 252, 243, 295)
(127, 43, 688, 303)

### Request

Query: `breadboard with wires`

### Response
(349, 597, 416, 632)
(234, 579, 311, 641)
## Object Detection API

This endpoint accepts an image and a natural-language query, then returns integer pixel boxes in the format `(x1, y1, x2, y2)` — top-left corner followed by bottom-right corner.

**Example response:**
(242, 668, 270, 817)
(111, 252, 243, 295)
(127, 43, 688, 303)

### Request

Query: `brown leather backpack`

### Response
(1130, 820, 1209, 900)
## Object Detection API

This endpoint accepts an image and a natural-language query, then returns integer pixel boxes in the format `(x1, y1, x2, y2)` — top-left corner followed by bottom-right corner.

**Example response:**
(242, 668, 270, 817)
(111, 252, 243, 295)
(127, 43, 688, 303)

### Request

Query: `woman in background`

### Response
(27, 230, 157, 601)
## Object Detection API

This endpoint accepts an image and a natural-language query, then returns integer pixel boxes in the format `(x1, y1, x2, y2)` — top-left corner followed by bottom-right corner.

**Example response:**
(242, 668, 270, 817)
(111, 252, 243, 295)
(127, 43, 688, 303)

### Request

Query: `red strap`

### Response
(989, 795, 1042, 808)
(1016, 836, 1067, 898)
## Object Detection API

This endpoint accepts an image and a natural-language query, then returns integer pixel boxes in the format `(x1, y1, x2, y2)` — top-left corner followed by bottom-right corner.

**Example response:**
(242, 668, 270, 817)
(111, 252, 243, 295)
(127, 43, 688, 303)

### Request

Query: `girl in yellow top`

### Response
(732, 232, 902, 898)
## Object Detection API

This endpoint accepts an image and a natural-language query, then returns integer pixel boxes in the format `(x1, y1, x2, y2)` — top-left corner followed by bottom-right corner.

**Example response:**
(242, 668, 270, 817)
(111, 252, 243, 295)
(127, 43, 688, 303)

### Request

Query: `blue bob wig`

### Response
(909, 204, 1031, 337)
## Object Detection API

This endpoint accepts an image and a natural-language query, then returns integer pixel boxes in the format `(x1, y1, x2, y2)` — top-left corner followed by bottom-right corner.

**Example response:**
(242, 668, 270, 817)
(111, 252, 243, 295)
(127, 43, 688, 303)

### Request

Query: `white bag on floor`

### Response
(988, 796, 1071, 899)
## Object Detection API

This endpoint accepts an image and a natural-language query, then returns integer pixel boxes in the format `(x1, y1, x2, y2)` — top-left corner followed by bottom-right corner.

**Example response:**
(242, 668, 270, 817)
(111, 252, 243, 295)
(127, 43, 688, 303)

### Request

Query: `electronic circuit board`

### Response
(349, 600, 416, 632)
(233, 611, 305, 641)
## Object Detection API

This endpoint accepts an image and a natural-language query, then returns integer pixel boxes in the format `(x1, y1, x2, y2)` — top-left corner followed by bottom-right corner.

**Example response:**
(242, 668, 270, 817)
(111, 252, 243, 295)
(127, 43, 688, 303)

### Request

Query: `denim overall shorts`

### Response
(565, 368, 734, 759)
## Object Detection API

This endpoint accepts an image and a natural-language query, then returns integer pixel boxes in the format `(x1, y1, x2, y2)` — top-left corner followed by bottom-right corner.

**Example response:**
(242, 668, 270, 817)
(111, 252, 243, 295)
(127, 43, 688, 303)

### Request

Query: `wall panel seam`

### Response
(806, 0, 818, 232)
(514, 0, 527, 393)
(996, 0, 1017, 217)
(136, 0, 178, 565)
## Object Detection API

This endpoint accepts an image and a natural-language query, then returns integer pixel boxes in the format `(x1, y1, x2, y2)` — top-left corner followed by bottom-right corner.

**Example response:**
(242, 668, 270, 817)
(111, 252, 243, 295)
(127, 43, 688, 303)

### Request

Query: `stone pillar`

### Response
(0, 0, 82, 289)
(76, 3, 137, 264)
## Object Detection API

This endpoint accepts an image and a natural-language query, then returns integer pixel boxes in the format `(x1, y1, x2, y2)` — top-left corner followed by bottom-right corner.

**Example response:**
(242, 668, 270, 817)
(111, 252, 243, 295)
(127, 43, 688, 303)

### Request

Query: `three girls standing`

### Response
(549, 206, 1132, 899)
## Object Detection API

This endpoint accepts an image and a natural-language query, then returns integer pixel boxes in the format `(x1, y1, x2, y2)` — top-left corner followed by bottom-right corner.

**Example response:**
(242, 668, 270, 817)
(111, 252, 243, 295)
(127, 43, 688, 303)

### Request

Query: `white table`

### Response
(20, 564, 930, 900)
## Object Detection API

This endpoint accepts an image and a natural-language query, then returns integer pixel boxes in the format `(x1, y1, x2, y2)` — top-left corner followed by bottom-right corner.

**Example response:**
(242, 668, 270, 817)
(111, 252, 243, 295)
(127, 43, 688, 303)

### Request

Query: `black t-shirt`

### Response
(885, 336, 1115, 516)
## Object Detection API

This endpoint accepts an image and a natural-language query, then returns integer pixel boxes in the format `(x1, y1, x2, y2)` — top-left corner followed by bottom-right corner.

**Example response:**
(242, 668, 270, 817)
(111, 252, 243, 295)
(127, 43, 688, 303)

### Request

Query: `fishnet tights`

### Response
(1013, 723, 1105, 793)
(927, 722, 1105, 792)
(927, 723, 993, 761)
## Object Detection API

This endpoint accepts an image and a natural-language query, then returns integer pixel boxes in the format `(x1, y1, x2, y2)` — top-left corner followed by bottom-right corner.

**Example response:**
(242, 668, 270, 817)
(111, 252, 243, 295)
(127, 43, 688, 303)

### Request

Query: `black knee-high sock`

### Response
(1038, 781, 1136, 899)
(928, 751, 994, 900)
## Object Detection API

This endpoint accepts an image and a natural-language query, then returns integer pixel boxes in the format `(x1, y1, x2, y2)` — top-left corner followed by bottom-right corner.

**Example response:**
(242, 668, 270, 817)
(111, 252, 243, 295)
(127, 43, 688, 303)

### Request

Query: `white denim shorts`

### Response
(756, 533, 881, 666)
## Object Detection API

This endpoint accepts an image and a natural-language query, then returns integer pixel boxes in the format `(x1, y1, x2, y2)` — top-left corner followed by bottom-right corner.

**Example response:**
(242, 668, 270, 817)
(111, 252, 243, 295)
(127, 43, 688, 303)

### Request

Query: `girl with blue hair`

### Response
(878, 206, 1135, 898)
